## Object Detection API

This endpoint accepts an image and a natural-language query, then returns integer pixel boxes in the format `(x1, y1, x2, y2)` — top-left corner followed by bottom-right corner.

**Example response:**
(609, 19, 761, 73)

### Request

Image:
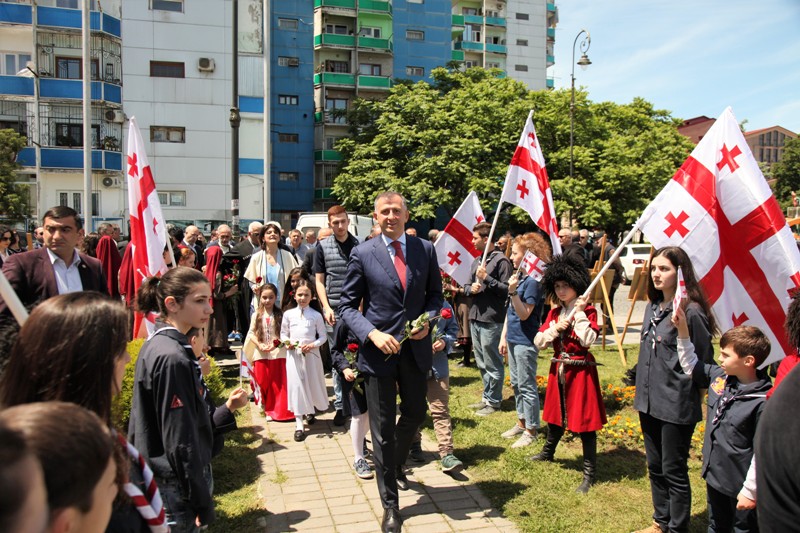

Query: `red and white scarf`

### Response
(117, 433, 169, 532)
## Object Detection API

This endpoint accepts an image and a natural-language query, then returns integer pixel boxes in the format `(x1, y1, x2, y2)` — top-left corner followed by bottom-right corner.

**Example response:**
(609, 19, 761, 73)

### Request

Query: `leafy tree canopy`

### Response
(772, 136, 800, 208)
(0, 129, 30, 222)
(332, 67, 694, 237)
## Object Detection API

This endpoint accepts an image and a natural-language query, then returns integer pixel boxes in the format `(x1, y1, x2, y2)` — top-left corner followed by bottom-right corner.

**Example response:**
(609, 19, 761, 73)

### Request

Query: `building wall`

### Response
(393, 0, 451, 82)
(745, 126, 797, 166)
(506, 0, 548, 89)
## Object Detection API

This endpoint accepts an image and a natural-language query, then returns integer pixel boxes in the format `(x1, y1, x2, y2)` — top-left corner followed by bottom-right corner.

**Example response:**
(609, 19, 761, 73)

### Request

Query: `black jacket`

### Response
(128, 325, 216, 525)
(463, 249, 512, 324)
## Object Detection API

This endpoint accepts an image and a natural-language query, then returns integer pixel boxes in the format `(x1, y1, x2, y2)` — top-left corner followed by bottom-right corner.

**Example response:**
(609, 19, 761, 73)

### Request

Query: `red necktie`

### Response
(390, 241, 407, 291)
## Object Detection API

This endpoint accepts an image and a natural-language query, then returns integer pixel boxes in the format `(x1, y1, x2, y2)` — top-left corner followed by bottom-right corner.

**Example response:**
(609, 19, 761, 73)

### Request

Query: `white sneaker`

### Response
(501, 425, 525, 439)
(511, 432, 536, 449)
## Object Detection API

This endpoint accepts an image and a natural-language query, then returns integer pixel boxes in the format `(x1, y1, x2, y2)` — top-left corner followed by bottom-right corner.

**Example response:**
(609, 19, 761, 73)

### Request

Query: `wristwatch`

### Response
(508, 291, 518, 297)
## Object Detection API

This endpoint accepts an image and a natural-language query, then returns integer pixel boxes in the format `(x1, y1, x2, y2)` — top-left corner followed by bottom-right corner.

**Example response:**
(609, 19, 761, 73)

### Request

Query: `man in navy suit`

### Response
(339, 191, 443, 533)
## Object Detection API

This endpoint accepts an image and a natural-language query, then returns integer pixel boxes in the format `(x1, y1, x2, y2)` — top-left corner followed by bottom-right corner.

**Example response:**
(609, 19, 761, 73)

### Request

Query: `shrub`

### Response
(112, 339, 226, 430)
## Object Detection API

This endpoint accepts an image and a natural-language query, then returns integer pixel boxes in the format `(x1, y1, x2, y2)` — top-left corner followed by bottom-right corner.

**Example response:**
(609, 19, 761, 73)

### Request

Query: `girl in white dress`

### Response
(280, 280, 329, 442)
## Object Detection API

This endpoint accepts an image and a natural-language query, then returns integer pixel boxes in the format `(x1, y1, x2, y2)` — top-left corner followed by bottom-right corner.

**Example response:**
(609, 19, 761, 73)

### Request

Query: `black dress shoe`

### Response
(395, 469, 409, 491)
(293, 430, 306, 442)
(381, 508, 402, 533)
(333, 409, 345, 426)
(305, 414, 316, 425)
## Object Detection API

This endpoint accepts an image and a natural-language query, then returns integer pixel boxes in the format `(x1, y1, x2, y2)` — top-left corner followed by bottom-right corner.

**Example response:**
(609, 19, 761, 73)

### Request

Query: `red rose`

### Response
(272, 339, 281, 348)
(233, 259, 240, 264)
(256, 276, 263, 283)
(441, 308, 453, 320)
(347, 343, 359, 352)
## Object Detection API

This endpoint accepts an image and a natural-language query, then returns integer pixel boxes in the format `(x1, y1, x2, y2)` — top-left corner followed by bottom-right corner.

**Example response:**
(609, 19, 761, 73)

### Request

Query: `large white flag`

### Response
(638, 107, 800, 366)
(127, 117, 169, 334)
(434, 191, 485, 286)
(500, 112, 562, 255)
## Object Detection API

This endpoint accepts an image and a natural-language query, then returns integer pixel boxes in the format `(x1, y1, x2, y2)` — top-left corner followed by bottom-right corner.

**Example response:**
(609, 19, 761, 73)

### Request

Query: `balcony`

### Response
(17, 146, 122, 172)
(547, 54, 555, 66)
(485, 43, 507, 54)
(314, 111, 348, 125)
(314, 150, 342, 162)
(0, 4, 121, 38)
(547, 3, 557, 12)
(451, 14, 464, 26)
(358, 0, 391, 15)
(358, 75, 393, 90)
(0, 76, 122, 104)
(547, 77, 554, 89)
(451, 50, 465, 61)
(314, 72, 356, 87)
(358, 36, 393, 52)
(547, 27, 556, 39)
(314, 0, 356, 8)
(485, 16, 506, 26)
(314, 33, 356, 48)
(454, 41, 483, 52)
(314, 188, 334, 200)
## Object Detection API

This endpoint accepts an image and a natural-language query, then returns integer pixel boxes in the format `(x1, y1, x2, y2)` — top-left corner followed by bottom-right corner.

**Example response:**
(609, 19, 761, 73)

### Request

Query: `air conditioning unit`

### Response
(288, 57, 300, 67)
(198, 57, 215, 72)
(104, 109, 126, 123)
(101, 176, 121, 188)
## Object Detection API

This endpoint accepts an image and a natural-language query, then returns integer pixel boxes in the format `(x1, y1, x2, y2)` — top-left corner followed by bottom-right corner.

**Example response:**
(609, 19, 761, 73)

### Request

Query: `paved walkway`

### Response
(249, 378, 519, 533)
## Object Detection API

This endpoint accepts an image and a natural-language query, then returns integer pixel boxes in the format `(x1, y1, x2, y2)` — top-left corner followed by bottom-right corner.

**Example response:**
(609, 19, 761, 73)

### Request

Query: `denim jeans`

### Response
(471, 321, 504, 408)
(507, 341, 540, 430)
(158, 464, 213, 533)
(326, 323, 343, 410)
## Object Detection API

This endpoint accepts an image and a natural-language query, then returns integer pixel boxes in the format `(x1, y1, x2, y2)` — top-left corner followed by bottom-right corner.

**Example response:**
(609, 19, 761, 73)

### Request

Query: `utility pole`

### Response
(230, 0, 241, 237)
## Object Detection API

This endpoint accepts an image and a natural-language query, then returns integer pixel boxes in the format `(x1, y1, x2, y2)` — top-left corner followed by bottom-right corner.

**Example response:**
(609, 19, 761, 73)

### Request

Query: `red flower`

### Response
(255, 276, 263, 283)
(232, 259, 240, 264)
(272, 339, 281, 348)
(347, 343, 359, 352)
(441, 308, 453, 320)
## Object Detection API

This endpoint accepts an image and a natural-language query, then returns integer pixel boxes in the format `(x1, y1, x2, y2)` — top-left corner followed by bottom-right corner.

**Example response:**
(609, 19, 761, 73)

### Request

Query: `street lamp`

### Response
(569, 29, 591, 180)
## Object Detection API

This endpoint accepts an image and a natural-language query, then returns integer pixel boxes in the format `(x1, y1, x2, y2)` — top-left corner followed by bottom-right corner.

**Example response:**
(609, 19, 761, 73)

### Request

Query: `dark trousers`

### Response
(639, 412, 695, 533)
(707, 485, 758, 533)
(364, 348, 428, 509)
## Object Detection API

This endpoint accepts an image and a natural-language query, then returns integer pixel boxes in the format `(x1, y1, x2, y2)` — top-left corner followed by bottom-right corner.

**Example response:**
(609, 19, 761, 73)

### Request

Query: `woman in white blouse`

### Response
(244, 221, 298, 310)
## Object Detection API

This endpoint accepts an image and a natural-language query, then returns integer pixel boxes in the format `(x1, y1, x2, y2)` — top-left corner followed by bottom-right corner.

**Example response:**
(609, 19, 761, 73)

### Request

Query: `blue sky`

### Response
(551, 0, 800, 133)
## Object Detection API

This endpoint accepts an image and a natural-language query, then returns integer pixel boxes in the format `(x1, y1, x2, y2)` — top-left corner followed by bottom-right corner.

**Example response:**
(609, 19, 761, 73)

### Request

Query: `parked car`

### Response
(618, 244, 652, 284)
(295, 212, 375, 242)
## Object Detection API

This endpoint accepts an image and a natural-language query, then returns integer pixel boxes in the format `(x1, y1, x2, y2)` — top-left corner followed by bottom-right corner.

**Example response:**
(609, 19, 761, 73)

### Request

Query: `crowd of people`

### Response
(1, 196, 800, 533)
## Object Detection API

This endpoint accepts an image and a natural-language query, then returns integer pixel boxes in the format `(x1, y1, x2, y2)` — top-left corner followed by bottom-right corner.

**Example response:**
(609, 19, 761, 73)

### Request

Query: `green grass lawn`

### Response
(437, 345, 712, 533)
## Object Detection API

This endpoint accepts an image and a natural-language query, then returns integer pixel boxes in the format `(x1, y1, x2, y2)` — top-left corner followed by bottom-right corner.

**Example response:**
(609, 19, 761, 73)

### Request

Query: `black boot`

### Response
(529, 424, 564, 462)
(576, 431, 597, 494)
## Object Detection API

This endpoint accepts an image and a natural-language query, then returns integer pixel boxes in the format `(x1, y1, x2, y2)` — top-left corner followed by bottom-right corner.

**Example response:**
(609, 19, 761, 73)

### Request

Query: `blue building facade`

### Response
(392, 0, 451, 83)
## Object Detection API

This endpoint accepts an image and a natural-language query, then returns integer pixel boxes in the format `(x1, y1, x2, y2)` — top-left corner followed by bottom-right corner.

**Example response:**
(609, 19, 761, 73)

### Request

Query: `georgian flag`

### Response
(127, 117, 169, 335)
(500, 111, 562, 255)
(240, 357, 262, 405)
(434, 191, 485, 286)
(672, 266, 687, 312)
(637, 107, 800, 366)
(519, 251, 546, 281)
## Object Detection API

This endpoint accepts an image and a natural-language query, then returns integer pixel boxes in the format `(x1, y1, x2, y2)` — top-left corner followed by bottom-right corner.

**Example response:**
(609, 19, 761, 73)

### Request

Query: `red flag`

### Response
(434, 192, 485, 286)
(520, 251, 546, 281)
(638, 107, 800, 366)
(500, 112, 561, 255)
(240, 358, 262, 405)
(127, 116, 169, 335)
(671, 266, 687, 312)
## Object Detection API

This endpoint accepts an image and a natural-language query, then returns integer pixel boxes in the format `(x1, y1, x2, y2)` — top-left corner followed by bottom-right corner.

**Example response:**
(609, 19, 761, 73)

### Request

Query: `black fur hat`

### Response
(541, 254, 591, 303)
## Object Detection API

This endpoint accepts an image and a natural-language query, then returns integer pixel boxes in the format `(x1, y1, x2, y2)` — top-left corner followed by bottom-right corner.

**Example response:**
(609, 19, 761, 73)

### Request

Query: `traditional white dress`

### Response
(280, 305, 329, 415)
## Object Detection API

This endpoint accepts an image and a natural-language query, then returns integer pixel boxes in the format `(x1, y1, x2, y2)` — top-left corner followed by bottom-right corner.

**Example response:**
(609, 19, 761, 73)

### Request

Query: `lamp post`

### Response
(569, 29, 591, 180)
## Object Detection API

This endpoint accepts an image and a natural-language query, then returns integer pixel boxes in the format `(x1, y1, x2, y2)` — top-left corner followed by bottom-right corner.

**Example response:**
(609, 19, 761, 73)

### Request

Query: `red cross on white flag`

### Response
(499, 111, 562, 255)
(520, 250, 546, 281)
(671, 266, 687, 311)
(240, 357, 262, 405)
(638, 107, 800, 366)
(127, 116, 169, 334)
(434, 191, 485, 286)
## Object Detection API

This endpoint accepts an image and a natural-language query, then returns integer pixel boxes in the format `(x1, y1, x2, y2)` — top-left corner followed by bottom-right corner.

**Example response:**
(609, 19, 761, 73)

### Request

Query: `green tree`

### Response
(0, 129, 30, 221)
(772, 137, 800, 208)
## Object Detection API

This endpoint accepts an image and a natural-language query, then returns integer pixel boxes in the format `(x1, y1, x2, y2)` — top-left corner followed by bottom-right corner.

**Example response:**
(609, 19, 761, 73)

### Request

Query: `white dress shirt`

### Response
(47, 248, 83, 294)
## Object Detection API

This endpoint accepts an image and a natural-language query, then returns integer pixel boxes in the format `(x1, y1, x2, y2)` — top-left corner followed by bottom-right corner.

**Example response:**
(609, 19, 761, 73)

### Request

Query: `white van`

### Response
(295, 212, 375, 242)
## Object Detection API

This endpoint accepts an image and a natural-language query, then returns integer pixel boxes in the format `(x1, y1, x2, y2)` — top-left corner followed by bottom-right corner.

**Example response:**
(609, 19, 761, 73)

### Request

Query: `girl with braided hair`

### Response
(530, 254, 606, 494)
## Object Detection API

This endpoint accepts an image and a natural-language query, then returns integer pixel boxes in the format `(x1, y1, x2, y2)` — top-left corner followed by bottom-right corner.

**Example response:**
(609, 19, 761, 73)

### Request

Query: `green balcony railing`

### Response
(464, 14, 483, 24)
(451, 50, 465, 61)
(455, 41, 483, 51)
(358, 36, 393, 52)
(315, 188, 334, 200)
(359, 0, 392, 14)
(451, 14, 464, 25)
(314, 111, 324, 123)
(358, 75, 393, 89)
(314, 0, 356, 8)
(546, 77, 554, 89)
(547, 3, 557, 12)
(485, 16, 506, 26)
(314, 33, 356, 48)
(313, 72, 356, 86)
(486, 43, 507, 54)
(547, 54, 555, 65)
(314, 150, 342, 162)
(547, 27, 556, 38)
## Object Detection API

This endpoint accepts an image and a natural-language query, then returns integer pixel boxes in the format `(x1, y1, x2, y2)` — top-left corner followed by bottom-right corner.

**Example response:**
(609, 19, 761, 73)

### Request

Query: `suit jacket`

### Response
(0, 247, 107, 313)
(338, 234, 443, 377)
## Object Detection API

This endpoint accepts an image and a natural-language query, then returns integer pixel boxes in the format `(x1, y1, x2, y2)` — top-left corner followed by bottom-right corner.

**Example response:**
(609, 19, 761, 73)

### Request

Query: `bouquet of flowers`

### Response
(387, 307, 454, 361)
(343, 342, 365, 394)
(222, 259, 241, 311)
(441, 271, 455, 301)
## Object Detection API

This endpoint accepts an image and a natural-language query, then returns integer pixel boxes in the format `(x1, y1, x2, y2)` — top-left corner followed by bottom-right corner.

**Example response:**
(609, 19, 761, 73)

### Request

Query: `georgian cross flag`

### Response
(240, 357, 262, 405)
(434, 191, 485, 286)
(500, 112, 562, 255)
(519, 250, 546, 281)
(672, 266, 687, 312)
(638, 107, 800, 366)
(127, 117, 169, 335)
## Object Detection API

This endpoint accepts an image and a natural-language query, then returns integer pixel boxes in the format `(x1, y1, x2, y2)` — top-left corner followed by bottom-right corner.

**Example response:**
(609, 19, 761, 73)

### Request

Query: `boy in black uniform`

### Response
(674, 312, 771, 533)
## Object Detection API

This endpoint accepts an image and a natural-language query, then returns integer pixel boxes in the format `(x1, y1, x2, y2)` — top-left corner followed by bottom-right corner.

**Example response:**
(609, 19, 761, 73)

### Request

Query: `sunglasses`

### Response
(0, 236, 10, 242)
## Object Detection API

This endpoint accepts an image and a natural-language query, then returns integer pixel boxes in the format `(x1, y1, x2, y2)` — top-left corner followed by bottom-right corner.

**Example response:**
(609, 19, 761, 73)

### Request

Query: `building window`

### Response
(0, 119, 27, 137)
(58, 191, 99, 216)
(462, 7, 478, 15)
(157, 191, 186, 207)
(1, 52, 32, 76)
(325, 98, 348, 124)
(359, 63, 381, 76)
(279, 95, 298, 105)
(515, 13, 529, 20)
(406, 30, 425, 41)
(278, 56, 300, 67)
(152, 0, 183, 12)
(325, 136, 344, 150)
(278, 18, 299, 30)
(150, 126, 186, 143)
(359, 27, 382, 38)
(407, 0, 423, 3)
(405, 66, 424, 77)
(56, 57, 99, 80)
(278, 133, 299, 143)
(150, 61, 185, 78)
(279, 172, 299, 182)
(486, 62, 500, 69)
(516, 39, 528, 46)
(325, 60, 350, 73)
(325, 24, 349, 35)
(55, 123, 100, 148)
(514, 64, 528, 72)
